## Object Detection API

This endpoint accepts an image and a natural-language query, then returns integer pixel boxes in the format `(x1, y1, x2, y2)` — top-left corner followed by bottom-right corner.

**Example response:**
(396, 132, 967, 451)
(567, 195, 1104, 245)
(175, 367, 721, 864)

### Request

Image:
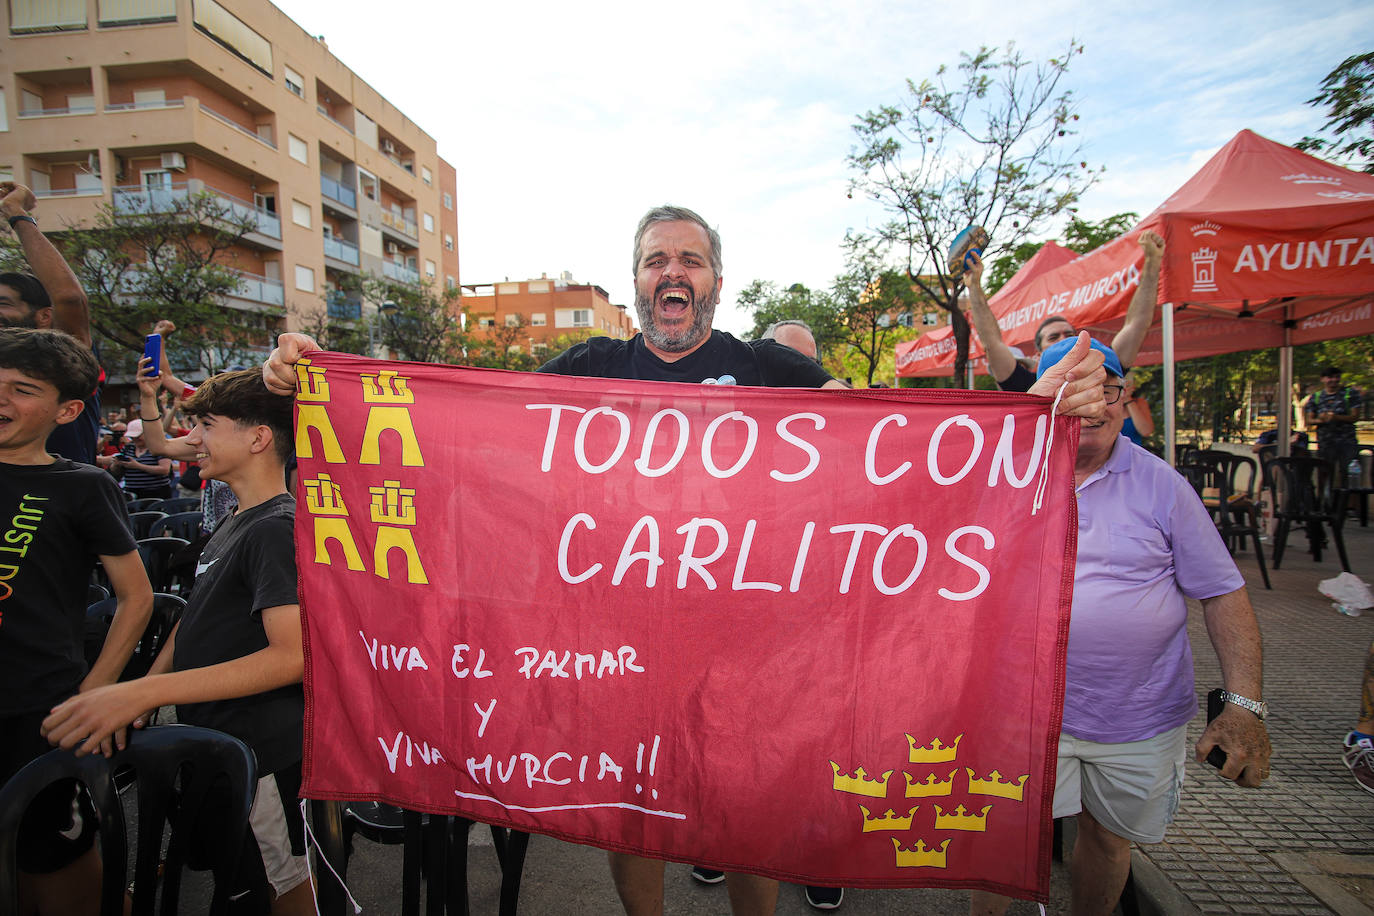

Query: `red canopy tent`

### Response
(896, 130, 1374, 456)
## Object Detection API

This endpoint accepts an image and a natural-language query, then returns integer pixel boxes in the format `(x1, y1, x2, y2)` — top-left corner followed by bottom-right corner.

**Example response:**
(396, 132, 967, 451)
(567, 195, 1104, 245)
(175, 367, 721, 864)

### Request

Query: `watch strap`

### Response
(7, 214, 37, 229)
(1218, 690, 1267, 719)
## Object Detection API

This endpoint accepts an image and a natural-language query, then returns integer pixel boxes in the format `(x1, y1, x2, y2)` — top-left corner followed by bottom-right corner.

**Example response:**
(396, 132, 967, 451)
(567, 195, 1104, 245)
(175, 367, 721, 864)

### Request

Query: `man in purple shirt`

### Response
(973, 337, 1271, 916)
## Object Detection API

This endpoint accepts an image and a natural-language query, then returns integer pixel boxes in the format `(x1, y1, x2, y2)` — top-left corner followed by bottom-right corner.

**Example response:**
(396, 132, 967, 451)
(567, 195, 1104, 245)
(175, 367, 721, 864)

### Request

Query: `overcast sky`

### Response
(273, 0, 1371, 335)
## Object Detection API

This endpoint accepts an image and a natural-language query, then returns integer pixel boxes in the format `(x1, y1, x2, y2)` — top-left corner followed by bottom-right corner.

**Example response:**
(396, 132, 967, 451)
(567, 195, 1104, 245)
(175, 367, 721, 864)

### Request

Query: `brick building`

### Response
(1, 0, 459, 375)
(462, 273, 635, 358)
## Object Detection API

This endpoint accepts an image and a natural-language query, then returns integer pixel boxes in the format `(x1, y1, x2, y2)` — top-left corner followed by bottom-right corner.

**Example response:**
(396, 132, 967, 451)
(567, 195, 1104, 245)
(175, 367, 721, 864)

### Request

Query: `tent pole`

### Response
(1278, 303, 1293, 459)
(1163, 303, 1176, 466)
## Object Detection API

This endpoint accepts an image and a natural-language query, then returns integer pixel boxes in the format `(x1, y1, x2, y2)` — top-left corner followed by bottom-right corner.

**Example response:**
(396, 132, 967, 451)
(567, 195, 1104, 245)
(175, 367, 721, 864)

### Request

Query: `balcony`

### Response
(380, 210, 418, 242)
(17, 104, 96, 118)
(327, 290, 362, 320)
(114, 183, 281, 240)
(34, 186, 104, 199)
(316, 105, 354, 135)
(228, 270, 284, 307)
(320, 175, 356, 210)
(198, 102, 276, 150)
(382, 260, 419, 285)
(323, 236, 359, 266)
(106, 99, 185, 112)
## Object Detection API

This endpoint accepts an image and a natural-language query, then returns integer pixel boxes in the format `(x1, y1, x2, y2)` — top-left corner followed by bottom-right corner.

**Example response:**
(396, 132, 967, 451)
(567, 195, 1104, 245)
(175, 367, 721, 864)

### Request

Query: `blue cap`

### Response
(1036, 335, 1123, 380)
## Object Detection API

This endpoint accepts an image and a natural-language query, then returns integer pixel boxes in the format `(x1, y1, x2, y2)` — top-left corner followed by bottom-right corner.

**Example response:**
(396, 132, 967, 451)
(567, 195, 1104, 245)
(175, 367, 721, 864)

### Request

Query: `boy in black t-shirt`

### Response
(44, 369, 312, 916)
(0, 327, 153, 916)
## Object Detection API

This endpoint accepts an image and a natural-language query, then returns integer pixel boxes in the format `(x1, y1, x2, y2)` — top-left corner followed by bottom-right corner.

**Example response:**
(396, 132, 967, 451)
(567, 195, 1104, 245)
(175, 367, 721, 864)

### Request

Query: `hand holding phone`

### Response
(143, 334, 162, 378)
(1205, 688, 1227, 769)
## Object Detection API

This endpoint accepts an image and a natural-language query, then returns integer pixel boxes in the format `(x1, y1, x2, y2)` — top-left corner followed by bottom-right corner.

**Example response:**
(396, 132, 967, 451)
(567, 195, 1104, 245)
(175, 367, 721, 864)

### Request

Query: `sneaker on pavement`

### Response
(691, 866, 725, 885)
(1341, 731, 1374, 794)
(805, 885, 844, 910)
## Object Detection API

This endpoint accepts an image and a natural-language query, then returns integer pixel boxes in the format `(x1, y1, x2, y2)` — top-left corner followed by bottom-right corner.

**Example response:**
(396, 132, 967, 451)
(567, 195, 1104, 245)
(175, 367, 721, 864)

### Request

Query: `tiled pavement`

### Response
(1145, 517, 1374, 915)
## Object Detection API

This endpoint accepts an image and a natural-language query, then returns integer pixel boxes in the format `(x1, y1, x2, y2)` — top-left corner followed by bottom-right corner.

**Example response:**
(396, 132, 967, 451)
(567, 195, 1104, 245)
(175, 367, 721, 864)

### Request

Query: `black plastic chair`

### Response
(88, 582, 110, 605)
(150, 511, 203, 542)
(137, 536, 191, 594)
(84, 592, 186, 681)
(310, 800, 530, 916)
(1195, 450, 1270, 589)
(0, 724, 257, 916)
(151, 496, 201, 515)
(126, 497, 164, 513)
(128, 510, 169, 540)
(1347, 445, 1373, 527)
(1267, 455, 1351, 571)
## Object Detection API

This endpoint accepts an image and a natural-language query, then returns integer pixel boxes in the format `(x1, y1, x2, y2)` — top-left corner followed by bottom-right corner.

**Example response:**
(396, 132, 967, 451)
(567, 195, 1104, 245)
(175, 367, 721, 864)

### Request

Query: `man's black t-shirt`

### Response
(0, 459, 136, 714)
(174, 493, 302, 774)
(539, 331, 835, 387)
(998, 362, 1037, 393)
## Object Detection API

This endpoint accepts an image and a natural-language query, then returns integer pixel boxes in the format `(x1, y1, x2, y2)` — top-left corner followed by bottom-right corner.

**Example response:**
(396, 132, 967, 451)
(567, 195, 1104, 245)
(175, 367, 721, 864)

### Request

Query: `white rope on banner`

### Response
(299, 799, 363, 915)
(1031, 380, 1070, 516)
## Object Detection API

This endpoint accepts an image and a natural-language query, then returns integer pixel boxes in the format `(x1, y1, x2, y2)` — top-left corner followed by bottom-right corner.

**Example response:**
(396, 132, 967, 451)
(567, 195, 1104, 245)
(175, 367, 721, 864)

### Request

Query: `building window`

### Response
(99, 0, 176, 26)
(423, 213, 434, 233)
(504, 314, 520, 327)
(922, 312, 939, 326)
(531, 313, 546, 327)
(287, 134, 308, 164)
(425, 259, 436, 279)
(291, 199, 310, 228)
(442, 192, 453, 210)
(421, 166, 432, 186)
(295, 265, 314, 292)
(443, 233, 453, 251)
(572, 309, 592, 328)
(284, 66, 304, 98)
(11, 0, 87, 32)
(192, 0, 272, 76)
(445, 275, 456, 290)
(479, 317, 495, 328)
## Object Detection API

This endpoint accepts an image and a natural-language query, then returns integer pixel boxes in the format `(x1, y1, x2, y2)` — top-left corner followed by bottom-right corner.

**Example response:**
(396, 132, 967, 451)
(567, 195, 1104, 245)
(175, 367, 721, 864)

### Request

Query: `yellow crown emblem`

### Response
(859, 806, 917, 832)
(934, 804, 992, 832)
(830, 762, 892, 798)
(892, 838, 950, 869)
(906, 733, 962, 763)
(903, 769, 955, 798)
(967, 769, 1029, 801)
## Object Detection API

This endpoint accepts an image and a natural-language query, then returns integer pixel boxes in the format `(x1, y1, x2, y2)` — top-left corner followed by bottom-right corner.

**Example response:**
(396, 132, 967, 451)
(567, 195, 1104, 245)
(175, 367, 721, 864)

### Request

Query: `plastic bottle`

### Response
(1349, 458, 1363, 486)
(1337, 603, 1364, 617)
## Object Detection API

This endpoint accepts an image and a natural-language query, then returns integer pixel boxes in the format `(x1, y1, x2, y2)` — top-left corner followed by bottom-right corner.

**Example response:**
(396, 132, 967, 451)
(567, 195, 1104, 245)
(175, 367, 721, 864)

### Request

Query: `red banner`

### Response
(294, 353, 1078, 900)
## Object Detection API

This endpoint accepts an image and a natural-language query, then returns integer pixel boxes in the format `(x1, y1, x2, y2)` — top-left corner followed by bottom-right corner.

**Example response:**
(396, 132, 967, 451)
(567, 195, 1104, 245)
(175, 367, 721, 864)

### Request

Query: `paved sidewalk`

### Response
(1138, 518, 1374, 916)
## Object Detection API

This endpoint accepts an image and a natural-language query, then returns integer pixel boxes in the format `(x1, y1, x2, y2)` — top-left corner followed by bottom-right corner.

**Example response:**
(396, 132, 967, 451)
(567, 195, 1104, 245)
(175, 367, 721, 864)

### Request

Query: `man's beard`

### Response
(635, 278, 718, 354)
(0, 311, 40, 329)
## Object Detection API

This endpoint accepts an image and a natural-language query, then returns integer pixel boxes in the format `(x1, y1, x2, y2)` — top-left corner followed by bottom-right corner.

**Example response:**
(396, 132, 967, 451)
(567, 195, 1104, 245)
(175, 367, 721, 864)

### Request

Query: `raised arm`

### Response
(1110, 231, 1164, 369)
(135, 357, 200, 460)
(264, 332, 322, 395)
(0, 182, 91, 346)
(963, 253, 1020, 384)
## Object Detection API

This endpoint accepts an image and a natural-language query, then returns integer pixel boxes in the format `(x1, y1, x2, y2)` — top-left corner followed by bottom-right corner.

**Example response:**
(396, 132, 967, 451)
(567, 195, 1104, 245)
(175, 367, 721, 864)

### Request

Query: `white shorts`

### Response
(249, 772, 311, 898)
(1052, 723, 1188, 845)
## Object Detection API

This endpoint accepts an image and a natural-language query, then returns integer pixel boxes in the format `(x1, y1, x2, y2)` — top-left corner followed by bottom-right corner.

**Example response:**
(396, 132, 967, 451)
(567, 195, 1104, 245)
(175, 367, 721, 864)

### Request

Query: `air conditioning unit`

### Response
(385, 242, 399, 255)
(161, 152, 186, 170)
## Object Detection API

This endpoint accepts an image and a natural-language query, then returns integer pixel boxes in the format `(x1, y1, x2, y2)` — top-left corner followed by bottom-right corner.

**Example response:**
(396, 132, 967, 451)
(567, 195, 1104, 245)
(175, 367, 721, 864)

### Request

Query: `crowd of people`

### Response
(1, 179, 1363, 916)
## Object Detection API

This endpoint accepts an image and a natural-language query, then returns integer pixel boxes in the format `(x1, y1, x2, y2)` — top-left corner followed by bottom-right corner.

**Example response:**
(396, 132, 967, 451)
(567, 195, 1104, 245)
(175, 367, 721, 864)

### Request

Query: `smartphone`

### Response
(1205, 688, 1227, 769)
(143, 333, 162, 378)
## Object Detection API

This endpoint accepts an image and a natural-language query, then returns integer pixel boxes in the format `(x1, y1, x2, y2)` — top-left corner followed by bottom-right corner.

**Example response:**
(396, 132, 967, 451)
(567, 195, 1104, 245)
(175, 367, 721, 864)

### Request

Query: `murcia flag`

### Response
(295, 352, 1078, 901)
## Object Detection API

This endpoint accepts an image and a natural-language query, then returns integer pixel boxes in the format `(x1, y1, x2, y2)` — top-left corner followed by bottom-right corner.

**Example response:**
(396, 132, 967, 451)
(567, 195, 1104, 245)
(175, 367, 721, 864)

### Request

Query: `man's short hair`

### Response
(0, 272, 52, 314)
(763, 319, 813, 339)
(1033, 315, 1074, 351)
(632, 205, 722, 279)
(0, 328, 98, 402)
(183, 368, 294, 464)
(1322, 366, 1342, 378)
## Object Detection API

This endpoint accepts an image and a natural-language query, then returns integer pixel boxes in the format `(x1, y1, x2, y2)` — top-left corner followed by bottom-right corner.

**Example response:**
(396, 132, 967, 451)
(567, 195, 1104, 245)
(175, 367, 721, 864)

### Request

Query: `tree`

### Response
(739, 280, 847, 351)
(983, 211, 1138, 295)
(333, 272, 468, 364)
(288, 297, 371, 356)
(0, 190, 265, 374)
(830, 242, 925, 387)
(848, 41, 1098, 382)
(465, 313, 539, 371)
(1296, 52, 1374, 174)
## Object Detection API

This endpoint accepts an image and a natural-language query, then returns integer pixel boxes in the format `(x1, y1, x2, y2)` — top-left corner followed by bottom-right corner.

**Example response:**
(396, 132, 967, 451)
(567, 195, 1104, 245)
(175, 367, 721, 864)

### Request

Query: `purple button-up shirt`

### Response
(1064, 436, 1245, 743)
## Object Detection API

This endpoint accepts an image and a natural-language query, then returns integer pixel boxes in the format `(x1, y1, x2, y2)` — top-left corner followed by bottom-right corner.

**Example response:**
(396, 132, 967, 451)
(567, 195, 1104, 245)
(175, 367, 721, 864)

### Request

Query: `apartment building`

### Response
(462, 273, 635, 357)
(0, 0, 460, 370)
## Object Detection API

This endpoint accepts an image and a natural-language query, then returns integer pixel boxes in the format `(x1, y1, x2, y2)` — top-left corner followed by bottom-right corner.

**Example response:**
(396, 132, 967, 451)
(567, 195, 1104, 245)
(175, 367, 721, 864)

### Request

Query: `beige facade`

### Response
(0, 0, 459, 364)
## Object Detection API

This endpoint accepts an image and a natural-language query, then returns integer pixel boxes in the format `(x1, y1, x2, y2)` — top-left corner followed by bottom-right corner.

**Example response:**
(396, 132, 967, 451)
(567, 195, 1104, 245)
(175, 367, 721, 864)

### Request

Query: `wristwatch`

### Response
(1218, 690, 1267, 720)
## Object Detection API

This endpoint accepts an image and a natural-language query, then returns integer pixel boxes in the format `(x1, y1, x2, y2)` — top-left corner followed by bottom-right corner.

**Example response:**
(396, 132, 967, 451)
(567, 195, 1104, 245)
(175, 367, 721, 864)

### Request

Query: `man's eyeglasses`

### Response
(1104, 385, 1125, 405)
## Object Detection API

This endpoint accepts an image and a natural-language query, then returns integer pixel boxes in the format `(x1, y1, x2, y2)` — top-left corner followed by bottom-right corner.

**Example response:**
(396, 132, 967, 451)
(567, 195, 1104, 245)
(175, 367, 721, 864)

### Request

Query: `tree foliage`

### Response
(739, 280, 849, 355)
(464, 313, 539, 371)
(1296, 52, 1374, 174)
(983, 212, 1138, 295)
(331, 272, 468, 364)
(847, 40, 1098, 382)
(0, 191, 266, 374)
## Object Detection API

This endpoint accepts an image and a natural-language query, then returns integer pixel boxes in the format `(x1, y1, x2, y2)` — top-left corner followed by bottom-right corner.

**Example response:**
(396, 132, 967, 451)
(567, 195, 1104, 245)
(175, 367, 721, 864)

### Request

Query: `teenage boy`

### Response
(43, 368, 311, 916)
(0, 327, 153, 916)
